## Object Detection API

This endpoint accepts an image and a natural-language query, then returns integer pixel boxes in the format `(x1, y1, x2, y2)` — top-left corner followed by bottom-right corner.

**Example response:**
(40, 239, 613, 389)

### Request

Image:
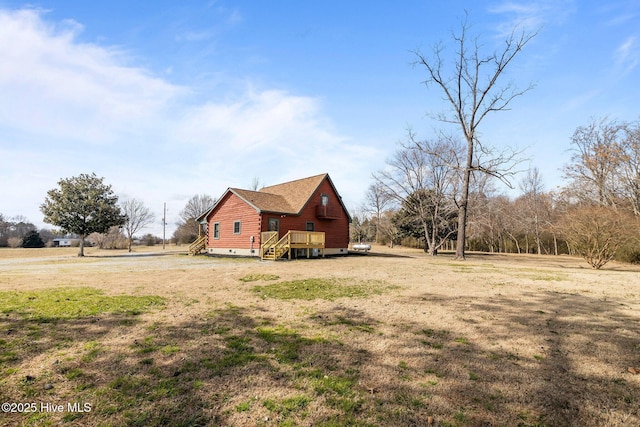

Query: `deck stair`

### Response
(188, 235, 207, 255)
(260, 231, 325, 260)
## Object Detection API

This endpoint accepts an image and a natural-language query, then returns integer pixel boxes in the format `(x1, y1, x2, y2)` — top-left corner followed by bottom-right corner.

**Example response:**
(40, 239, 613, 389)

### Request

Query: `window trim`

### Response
(305, 221, 315, 231)
(233, 220, 241, 235)
(268, 218, 280, 232)
(213, 222, 221, 239)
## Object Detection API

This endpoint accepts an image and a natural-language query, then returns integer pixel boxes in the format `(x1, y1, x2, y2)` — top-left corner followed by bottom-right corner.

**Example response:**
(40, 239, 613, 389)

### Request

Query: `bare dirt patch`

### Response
(0, 245, 639, 426)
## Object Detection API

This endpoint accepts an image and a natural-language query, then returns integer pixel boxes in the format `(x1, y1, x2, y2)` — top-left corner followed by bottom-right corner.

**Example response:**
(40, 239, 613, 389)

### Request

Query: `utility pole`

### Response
(162, 202, 166, 250)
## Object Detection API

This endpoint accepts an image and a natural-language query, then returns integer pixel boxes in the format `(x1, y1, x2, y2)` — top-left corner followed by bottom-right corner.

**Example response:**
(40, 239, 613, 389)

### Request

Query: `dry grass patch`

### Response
(0, 247, 639, 426)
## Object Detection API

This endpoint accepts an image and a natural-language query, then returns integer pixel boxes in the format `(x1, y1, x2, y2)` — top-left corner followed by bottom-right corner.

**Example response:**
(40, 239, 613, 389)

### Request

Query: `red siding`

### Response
(207, 192, 261, 249)
(260, 178, 350, 248)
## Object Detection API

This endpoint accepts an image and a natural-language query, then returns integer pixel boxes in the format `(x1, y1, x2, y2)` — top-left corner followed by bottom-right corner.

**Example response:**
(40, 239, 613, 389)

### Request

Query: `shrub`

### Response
(7, 237, 22, 248)
(560, 205, 636, 269)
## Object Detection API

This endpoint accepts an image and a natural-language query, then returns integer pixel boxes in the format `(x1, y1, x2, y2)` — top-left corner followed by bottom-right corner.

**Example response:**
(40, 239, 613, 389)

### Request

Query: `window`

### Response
(233, 221, 241, 234)
(321, 194, 329, 206)
(305, 221, 315, 231)
(268, 218, 279, 232)
(213, 222, 220, 239)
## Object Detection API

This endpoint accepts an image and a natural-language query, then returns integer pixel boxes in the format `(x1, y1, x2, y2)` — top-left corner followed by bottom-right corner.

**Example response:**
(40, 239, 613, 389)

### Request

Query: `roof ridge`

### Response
(259, 172, 327, 191)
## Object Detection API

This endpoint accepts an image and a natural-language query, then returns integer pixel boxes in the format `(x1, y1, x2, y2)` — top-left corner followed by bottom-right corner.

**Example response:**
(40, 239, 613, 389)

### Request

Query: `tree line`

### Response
(348, 14, 639, 269)
(353, 117, 640, 269)
(1, 173, 216, 256)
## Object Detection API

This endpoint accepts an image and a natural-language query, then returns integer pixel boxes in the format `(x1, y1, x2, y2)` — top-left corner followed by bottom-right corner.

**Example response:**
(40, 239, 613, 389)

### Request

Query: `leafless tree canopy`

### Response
(412, 13, 537, 259)
(363, 182, 393, 244)
(173, 194, 216, 244)
(563, 117, 627, 206)
(373, 132, 462, 255)
(180, 194, 216, 224)
(121, 198, 156, 252)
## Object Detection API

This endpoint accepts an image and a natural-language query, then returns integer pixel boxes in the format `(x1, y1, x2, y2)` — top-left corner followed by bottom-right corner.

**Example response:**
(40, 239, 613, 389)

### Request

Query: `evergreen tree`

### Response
(22, 230, 45, 248)
(40, 173, 125, 256)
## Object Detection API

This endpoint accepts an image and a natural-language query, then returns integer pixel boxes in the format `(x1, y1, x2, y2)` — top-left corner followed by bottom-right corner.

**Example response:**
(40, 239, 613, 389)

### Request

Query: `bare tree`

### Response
(173, 194, 216, 244)
(563, 117, 626, 206)
(121, 198, 156, 252)
(377, 210, 400, 248)
(413, 14, 537, 259)
(363, 182, 392, 244)
(374, 132, 459, 255)
(250, 176, 263, 191)
(620, 120, 640, 215)
(349, 209, 375, 244)
(518, 167, 546, 254)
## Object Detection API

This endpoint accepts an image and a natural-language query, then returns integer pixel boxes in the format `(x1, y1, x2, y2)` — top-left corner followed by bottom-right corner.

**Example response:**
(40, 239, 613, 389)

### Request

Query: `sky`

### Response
(1, 1, 639, 238)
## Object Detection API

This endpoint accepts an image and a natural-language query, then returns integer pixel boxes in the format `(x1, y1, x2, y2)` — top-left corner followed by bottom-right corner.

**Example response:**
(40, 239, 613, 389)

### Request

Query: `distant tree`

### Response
(87, 231, 107, 249)
(0, 213, 6, 246)
(141, 233, 159, 246)
(38, 229, 57, 247)
(363, 183, 392, 244)
(392, 189, 457, 253)
(40, 173, 125, 256)
(120, 198, 156, 252)
(563, 118, 626, 206)
(88, 226, 127, 250)
(413, 13, 536, 259)
(349, 211, 375, 243)
(377, 210, 400, 247)
(7, 237, 22, 248)
(250, 176, 263, 191)
(22, 230, 45, 248)
(619, 120, 640, 215)
(517, 168, 547, 254)
(173, 194, 215, 244)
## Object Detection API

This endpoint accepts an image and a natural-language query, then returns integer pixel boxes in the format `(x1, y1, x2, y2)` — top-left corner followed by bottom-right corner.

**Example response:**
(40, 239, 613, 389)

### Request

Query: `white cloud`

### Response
(0, 8, 184, 146)
(489, 0, 576, 36)
(0, 8, 380, 235)
(614, 36, 639, 74)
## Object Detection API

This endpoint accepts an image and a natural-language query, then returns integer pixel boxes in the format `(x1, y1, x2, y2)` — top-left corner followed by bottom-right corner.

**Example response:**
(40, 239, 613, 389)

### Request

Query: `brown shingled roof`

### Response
(198, 173, 343, 222)
(230, 188, 293, 213)
(232, 173, 327, 214)
(258, 173, 327, 213)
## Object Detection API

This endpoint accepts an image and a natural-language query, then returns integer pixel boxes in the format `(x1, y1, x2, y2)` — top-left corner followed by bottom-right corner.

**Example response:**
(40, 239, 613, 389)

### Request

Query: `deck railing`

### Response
(316, 204, 342, 219)
(260, 230, 325, 260)
(188, 235, 207, 255)
(260, 231, 279, 259)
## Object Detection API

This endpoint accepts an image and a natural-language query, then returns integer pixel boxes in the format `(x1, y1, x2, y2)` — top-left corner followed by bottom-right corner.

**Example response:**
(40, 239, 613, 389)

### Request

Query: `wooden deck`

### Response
(260, 230, 325, 260)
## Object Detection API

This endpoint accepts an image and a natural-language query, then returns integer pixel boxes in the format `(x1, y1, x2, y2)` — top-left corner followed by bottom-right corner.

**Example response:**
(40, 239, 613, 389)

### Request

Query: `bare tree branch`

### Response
(412, 12, 538, 259)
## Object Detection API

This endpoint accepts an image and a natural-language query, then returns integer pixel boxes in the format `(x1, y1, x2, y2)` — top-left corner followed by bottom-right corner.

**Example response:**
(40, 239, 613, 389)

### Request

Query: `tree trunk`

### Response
(455, 144, 473, 260)
(78, 234, 85, 257)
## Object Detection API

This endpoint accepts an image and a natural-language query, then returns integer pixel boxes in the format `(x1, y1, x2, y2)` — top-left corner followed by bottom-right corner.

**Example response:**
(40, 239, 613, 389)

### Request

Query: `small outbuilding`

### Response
(192, 173, 351, 260)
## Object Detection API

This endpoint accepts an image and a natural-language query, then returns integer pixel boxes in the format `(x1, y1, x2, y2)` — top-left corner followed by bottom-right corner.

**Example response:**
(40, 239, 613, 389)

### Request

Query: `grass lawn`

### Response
(0, 245, 639, 426)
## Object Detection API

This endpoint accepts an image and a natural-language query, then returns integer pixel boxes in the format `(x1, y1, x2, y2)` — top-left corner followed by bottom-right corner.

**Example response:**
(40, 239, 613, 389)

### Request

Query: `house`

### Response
(193, 173, 351, 259)
(52, 237, 80, 247)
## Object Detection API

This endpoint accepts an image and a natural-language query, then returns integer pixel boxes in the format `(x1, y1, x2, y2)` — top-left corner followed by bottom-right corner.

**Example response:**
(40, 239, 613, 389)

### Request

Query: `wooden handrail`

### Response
(260, 231, 279, 258)
(188, 235, 207, 255)
(260, 230, 325, 260)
